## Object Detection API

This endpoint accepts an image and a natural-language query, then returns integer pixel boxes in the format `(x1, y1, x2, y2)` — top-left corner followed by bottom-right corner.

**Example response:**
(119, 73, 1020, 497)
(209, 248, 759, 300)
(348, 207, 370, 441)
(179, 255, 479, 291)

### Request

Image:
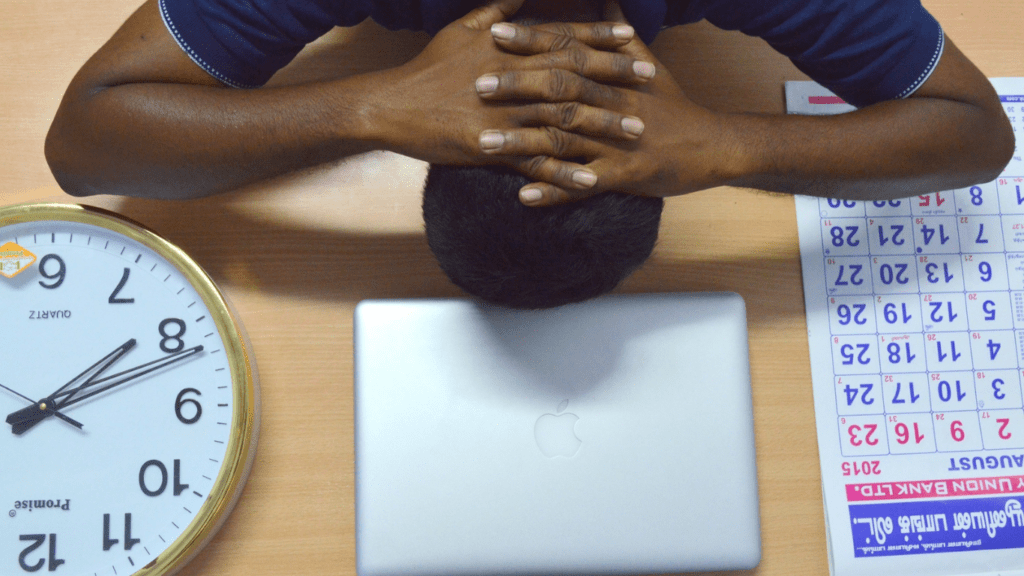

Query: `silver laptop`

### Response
(354, 293, 761, 575)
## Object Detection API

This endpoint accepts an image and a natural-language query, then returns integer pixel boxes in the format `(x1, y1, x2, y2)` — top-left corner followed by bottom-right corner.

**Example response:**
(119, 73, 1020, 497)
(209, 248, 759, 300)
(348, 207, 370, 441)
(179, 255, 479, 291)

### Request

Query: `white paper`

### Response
(790, 79, 1024, 576)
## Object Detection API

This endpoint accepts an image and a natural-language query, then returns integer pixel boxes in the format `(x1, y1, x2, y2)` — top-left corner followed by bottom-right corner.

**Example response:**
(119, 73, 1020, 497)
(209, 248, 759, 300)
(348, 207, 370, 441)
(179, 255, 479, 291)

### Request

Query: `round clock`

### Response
(0, 203, 259, 576)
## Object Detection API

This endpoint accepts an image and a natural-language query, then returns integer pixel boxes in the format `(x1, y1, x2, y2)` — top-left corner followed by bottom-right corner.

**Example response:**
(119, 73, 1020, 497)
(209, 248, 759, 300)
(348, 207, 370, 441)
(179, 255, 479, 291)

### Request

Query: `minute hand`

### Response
(55, 345, 205, 409)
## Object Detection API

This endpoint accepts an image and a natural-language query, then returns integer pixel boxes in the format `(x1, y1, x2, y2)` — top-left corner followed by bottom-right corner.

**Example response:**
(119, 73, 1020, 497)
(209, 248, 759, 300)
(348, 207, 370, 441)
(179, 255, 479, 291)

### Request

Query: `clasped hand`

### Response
(380, 0, 737, 206)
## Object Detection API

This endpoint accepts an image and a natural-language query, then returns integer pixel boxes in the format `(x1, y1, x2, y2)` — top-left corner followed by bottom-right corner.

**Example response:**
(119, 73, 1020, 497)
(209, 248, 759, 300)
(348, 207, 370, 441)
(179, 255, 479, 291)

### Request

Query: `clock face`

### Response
(0, 206, 257, 576)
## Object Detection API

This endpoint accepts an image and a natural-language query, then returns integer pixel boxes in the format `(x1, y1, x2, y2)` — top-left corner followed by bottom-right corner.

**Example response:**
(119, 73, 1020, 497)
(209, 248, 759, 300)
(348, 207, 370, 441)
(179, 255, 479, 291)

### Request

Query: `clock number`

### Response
(107, 268, 134, 304)
(102, 513, 140, 551)
(37, 255, 65, 290)
(158, 318, 186, 353)
(139, 459, 189, 497)
(18, 534, 64, 572)
(175, 388, 203, 424)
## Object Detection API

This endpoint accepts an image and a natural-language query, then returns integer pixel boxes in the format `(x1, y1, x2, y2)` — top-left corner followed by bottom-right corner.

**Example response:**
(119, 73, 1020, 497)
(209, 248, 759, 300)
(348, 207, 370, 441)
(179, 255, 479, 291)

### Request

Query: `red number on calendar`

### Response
(841, 461, 882, 476)
(999, 419, 1012, 440)
(849, 424, 879, 446)
(951, 421, 966, 442)
(895, 422, 925, 445)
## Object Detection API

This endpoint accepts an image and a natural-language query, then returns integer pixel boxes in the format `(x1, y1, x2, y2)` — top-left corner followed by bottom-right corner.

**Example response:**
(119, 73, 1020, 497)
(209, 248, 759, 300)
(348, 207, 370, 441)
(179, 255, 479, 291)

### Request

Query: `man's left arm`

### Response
(475, 28, 1015, 205)
(726, 34, 1015, 201)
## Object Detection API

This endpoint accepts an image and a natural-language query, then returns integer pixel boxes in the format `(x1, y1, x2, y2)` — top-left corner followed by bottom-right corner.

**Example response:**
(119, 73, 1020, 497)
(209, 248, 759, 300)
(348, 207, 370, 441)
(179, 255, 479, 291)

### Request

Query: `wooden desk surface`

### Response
(2, 1, 1022, 574)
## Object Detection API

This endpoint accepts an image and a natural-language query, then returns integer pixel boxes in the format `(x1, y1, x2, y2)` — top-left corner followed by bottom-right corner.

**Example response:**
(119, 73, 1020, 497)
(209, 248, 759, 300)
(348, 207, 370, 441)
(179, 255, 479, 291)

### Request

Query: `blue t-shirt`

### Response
(159, 0, 944, 108)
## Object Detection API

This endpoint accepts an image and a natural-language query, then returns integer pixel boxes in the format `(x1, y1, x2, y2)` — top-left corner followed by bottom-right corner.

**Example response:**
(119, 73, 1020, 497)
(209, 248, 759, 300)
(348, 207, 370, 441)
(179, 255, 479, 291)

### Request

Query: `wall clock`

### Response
(0, 202, 259, 576)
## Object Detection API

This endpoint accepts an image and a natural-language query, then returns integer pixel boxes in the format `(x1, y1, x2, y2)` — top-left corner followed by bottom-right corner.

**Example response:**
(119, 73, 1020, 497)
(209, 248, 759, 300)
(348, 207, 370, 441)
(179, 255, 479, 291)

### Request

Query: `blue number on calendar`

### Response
(873, 200, 902, 208)
(887, 342, 916, 364)
(877, 224, 905, 246)
(831, 226, 860, 247)
(984, 300, 997, 321)
(979, 261, 993, 282)
(837, 304, 868, 325)
(841, 343, 872, 365)
(936, 340, 962, 362)
(920, 223, 950, 246)
(993, 379, 1007, 400)
(835, 265, 865, 286)
(883, 302, 913, 325)
(976, 224, 989, 244)
(929, 301, 958, 323)
(970, 186, 984, 206)
(1016, 185, 1024, 206)
(938, 380, 968, 402)
(892, 381, 921, 404)
(925, 263, 954, 284)
(844, 383, 876, 405)
(829, 199, 858, 209)
(879, 264, 909, 285)
(987, 339, 1001, 360)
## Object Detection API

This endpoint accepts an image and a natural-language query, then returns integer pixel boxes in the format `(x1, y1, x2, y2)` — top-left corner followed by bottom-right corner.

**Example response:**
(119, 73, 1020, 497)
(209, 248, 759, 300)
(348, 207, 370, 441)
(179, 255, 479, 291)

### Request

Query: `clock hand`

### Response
(0, 382, 83, 429)
(7, 345, 203, 435)
(55, 345, 205, 409)
(5, 339, 136, 435)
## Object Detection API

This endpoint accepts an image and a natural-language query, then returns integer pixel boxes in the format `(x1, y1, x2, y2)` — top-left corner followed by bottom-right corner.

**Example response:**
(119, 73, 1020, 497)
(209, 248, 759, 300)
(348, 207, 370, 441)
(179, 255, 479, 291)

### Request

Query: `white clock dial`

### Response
(0, 204, 258, 576)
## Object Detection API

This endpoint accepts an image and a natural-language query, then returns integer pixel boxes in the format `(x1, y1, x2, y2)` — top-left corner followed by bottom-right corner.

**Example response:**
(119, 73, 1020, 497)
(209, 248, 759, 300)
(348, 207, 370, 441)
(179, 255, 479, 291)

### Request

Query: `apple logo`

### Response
(534, 399, 582, 458)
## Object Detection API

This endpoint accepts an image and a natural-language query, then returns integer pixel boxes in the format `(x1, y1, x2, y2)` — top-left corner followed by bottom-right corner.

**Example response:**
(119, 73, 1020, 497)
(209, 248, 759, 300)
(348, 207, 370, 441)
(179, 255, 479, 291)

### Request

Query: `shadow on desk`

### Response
(107, 188, 804, 331)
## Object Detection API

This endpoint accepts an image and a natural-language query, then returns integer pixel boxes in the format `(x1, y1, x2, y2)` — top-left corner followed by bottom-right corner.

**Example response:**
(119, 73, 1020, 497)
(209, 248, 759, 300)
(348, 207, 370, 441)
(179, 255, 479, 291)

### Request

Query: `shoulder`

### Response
(159, 0, 429, 87)
(663, 0, 945, 107)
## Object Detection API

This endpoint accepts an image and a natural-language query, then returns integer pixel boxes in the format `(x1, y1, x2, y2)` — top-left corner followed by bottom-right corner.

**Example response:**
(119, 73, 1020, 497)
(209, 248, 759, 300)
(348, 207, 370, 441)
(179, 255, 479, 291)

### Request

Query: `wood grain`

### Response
(2, 1, 1021, 574)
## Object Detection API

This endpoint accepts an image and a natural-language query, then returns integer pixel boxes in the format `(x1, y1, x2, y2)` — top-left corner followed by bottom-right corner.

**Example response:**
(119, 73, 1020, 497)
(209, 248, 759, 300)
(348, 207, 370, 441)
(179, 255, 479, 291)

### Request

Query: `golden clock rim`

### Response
(0, 202, 260, 576)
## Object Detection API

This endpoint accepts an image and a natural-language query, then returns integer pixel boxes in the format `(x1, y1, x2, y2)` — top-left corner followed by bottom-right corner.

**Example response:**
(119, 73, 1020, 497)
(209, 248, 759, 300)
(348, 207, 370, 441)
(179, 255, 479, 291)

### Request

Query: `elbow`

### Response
(44, 116, 98, 197)
(969, 107, 1016, 185)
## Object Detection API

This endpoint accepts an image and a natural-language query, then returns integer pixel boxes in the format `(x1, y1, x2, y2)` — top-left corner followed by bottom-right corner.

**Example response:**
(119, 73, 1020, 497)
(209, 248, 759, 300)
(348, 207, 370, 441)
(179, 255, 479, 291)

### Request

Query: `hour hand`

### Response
(6, 399, 82, 435)
(1, 383, 83, 433)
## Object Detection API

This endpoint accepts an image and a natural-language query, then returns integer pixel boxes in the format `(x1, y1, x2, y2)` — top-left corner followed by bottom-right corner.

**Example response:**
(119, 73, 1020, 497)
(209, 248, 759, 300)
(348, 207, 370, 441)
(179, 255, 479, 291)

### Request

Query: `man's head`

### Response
(422, 165, 663, 309)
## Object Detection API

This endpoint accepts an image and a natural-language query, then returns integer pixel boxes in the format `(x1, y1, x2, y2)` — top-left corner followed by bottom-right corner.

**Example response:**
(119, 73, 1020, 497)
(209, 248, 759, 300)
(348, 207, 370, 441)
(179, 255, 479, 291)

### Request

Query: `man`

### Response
(45, 0, 1015, 206)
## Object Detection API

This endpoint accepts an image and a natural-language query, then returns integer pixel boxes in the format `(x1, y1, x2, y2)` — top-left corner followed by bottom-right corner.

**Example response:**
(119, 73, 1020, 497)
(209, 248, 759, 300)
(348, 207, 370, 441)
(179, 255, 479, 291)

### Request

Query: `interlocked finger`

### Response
(508, 155, 602, 202)
(491, 21, 635, 53)
(476, 69, 629, 110)
(518, 102, 644, 140)
(518, 48, 654, 84)
(479, 126, 605, 160)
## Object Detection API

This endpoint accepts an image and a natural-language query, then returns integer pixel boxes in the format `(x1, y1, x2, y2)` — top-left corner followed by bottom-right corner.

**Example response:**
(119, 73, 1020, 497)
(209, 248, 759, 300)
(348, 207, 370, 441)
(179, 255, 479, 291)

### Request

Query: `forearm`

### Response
(45, 75, 386, 199)
(725, 95, 1014, 201)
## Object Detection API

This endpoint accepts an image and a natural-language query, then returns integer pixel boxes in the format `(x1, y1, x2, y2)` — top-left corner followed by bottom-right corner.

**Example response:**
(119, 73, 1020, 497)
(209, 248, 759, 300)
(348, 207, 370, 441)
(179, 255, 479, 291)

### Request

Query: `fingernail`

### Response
(520, 188, 543, 202)
(476, 75, 499, 94)
(621, 116, 644, 136)
(491, 23, 516, 40)
(632, 61, 656, 79)
(572, 170, 597, 188)
(479, 130, 505, 151)
(612, 24, 634, 40)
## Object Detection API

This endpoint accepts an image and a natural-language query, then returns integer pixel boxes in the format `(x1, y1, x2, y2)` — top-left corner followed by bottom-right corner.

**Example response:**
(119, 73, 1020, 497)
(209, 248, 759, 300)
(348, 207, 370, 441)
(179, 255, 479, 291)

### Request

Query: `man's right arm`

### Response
(45, 0, 651, 199)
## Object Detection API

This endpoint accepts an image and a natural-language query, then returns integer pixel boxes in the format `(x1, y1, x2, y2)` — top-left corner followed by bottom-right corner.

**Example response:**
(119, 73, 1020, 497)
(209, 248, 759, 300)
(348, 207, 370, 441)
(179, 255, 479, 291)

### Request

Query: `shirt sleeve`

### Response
(662, 0, 945, 108)
(159, 0, 424, 88)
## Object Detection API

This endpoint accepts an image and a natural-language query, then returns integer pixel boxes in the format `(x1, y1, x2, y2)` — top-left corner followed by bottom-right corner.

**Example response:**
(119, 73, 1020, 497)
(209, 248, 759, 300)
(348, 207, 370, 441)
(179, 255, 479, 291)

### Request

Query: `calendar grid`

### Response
(820, 177, 1024, 458)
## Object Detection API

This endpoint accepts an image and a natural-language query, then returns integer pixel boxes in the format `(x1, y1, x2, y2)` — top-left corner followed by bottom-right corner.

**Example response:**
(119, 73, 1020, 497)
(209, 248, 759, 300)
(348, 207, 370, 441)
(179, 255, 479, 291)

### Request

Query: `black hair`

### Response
(422, 165, 663, 309)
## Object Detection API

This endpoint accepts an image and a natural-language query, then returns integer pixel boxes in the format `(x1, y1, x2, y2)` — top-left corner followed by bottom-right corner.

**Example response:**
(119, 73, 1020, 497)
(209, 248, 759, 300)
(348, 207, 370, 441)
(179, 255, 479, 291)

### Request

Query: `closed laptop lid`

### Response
(354, 292, 761, 576)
